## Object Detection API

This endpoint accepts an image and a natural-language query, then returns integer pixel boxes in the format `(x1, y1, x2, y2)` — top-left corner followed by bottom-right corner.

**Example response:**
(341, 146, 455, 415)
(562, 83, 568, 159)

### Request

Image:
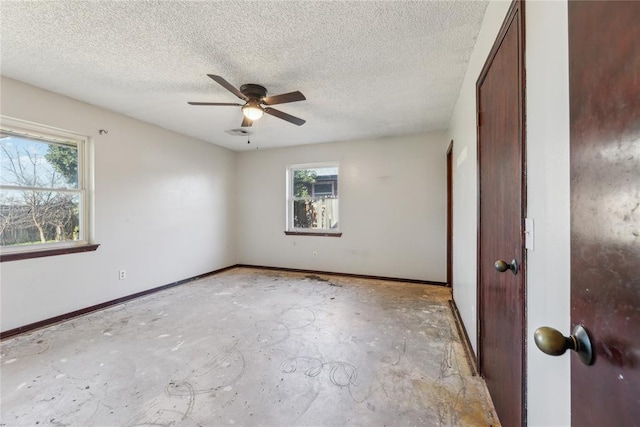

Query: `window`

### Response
(286, 163, 340, 236)
(0, 117, 95, 260)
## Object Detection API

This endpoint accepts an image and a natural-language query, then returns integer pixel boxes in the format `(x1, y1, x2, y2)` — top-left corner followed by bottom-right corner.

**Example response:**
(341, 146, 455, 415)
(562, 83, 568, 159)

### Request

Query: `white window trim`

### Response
(286, 161, 340, 234)
(0, 115, 94, 255)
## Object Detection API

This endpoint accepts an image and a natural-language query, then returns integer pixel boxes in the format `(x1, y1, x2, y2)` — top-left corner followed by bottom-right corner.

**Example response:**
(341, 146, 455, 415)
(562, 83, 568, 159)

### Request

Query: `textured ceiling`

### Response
(0, 1, 488, 151)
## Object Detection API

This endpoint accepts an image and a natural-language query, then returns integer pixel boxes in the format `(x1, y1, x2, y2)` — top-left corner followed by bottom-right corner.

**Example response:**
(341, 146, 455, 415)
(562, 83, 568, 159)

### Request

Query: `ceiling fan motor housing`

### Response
(240, 84, 267, 100)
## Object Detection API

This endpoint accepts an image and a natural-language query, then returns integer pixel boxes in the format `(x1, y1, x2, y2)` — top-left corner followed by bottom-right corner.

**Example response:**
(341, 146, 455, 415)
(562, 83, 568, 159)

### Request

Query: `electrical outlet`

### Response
(312, 252, 317, 259)
(118, 270, 126, 280)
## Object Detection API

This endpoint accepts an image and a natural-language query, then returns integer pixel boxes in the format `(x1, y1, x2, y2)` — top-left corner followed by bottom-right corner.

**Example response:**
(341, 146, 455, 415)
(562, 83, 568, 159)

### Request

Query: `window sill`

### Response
(284, 231, 342, 237)
(0, 243, 100, 262)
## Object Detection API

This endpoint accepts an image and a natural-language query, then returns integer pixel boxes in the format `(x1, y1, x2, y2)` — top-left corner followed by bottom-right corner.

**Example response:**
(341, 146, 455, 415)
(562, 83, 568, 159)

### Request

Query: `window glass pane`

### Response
(292, 167, 338, 198)
(0, 134, 78, 190)
(289, 164, 339, 232)
(292, 198, 339, 230)
(0, 188, 80, 247)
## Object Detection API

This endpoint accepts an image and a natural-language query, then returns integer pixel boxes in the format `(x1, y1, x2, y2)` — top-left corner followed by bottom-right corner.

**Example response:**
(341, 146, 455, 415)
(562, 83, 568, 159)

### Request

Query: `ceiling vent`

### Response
(225, 128, 252, 136)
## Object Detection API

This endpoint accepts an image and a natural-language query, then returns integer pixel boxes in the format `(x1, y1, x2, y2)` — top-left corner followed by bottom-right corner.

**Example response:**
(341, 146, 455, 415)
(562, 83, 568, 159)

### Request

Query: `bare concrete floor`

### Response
(1, 268, 499, 426)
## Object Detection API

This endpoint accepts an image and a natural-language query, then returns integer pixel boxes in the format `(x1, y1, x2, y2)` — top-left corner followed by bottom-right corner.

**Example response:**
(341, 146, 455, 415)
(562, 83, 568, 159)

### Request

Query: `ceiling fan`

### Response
(188, 74, 306, 127)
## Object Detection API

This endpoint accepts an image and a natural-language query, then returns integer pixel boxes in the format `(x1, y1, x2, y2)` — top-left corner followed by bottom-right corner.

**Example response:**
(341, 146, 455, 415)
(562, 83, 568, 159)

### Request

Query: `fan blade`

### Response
(241, 116, 253, 127)
(188, 102, 242, 106)
(262, 91, 306, 105)
(207, 74, 248, 100)
(264, 108, 306, 126)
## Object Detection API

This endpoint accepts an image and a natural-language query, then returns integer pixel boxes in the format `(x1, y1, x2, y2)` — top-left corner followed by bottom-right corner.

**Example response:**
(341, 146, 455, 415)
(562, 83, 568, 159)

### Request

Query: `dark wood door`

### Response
(447, 140, 453, 288)
(477, 2, 525, 426)
(569, 1, 640, 425)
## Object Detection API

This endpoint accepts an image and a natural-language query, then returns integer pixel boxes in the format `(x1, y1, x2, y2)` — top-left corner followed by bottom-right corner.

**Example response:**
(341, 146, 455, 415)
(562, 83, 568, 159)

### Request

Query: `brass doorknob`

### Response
(494, 259, 518, 275)
(534, 325, 594, 365)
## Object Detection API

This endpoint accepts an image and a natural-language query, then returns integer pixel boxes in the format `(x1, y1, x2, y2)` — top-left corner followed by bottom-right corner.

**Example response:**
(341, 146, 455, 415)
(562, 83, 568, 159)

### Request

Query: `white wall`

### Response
(525, 1, 571, 425)
(0, 77, 238, 332)
(448, 1, 572, 425)
(236, 133, 448, 282)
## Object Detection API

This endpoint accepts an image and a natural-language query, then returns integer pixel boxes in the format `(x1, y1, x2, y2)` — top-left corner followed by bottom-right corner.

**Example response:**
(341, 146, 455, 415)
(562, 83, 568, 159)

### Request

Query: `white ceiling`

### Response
(0, 1, 488, 151)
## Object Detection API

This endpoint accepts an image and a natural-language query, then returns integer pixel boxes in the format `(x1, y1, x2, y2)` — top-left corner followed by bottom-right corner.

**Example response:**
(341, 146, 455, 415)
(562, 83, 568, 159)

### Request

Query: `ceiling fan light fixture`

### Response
(242, 100, 264, 121)
(188, 75, 305, 126)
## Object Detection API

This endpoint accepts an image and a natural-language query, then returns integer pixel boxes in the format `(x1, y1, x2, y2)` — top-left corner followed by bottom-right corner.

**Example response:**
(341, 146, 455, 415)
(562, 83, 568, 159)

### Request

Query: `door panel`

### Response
(477, 2, 525, 426)
(569, 1, 640, 425)
(447, 141, 453, 288)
